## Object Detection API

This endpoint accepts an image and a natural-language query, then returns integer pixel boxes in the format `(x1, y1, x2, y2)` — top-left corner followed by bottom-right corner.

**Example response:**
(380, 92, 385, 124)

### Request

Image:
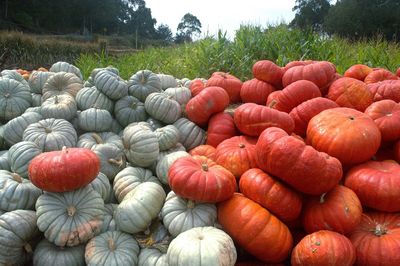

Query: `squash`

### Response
(115, 182, 166, 234)
(157, 73, 178, 90)
(114, 95, 148, 127)
(155, 125, 180, 151)
(144, 92, 181, 124)
(252, 60, 283, 87)
(128, 70, 162, 102)
(28, 70, 54, 94)
(75, 86, 114, 113)
(206, 112, 237, 147)
(92, 144, 126, 180)
(173, 118, 206, 150)
(77, 132, 123, 150)
(367, 80, 400, 102)
(166, 226, 237, 266)
(164, 86, 192, 106)
(0, 77, 32, 122)
(49, 61, 83, 80)
(139, 248, 168, 266)
(41, 94, 77, 121)
(42, 72, 83, 101)
(94, 70, 128, 100)
(8, 140, 42, 178)
(88, 172, 112, 203)
(36, 186, 104, 247)
(78, 108, 113, 132)
(0, 151, 10, 171)
(33, 239, 85, 266)
(240, 78, 275, 104)
(364, 68, 398, 84)
(343, 64, 373, 80)
(85, 231, 140, 266)
(188, 144, 216, 161)
(206, 72, 243, 103)
(100, 204, 119, 233)
(31, 93, 42, 106)
(3, 111, 42, 146)
(156, 150, 190, 184)
(161, 191, 217, 237)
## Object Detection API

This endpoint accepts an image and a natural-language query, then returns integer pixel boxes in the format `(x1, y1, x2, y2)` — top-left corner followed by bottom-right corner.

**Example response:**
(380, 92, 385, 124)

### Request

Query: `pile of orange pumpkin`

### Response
(15, 67, 48, 80)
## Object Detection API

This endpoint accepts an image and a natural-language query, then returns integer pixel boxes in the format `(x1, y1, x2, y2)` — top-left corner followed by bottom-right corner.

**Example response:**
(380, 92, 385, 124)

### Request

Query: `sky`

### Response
(145, 0, 296, 39)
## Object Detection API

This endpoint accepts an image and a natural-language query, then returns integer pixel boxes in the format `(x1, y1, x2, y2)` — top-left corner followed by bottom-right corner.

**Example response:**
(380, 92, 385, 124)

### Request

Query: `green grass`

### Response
(75, 24, 400, 81)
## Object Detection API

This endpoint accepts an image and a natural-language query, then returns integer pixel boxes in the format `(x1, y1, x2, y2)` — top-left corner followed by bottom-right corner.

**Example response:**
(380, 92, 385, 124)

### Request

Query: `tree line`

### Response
(291, 0, 400, 41)
(0, 0, 202, 43)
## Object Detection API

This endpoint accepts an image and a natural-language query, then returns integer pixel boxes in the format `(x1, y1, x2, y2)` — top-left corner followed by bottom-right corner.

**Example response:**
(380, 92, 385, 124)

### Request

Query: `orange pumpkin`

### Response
(240, 78, 275, 104)
(206, 112, 237, 147)
(188, 145, 216, 161)
(206, 72, 242, 103)
(344, 64, 373, 81)
(364, 68, 398, 84)
(252, 60, 283, 87)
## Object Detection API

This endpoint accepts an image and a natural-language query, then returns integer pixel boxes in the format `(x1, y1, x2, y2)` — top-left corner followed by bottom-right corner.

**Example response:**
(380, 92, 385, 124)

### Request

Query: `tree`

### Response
(156, 24, 173, 43)
(290, 0, 332, 31)
(175, 13, 202, 43)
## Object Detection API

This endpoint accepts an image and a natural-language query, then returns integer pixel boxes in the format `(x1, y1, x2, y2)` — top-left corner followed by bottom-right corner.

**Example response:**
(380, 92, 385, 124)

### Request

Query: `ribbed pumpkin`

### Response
(75, 86, 114, 113)
(8, 140, 42, 178)
(205, 72, 242, 103)
(345, 160, 400, 212)
(289, 97, 339, 137)
(214, 135, 258, 178)
(138, 248, 168, 266)
(350, 212, 400, 266)
(164, 86, 192, 106)
(113, 166, 160, 202)
(77, 132, 123, 150)
(115, 182, 166, 234)
(94, 70, 128, 100)
(166, 226, 237, 266)
(218, 193, 293, 263)
(252, 60, 283, 87)
(173, 118, 206, 150)
(266, 90, 281, 105)
(42, 72, 82, 101)
(168, 155, 237, 202)
(302, 185, 363, 234)
(128, 70, 162, 102)
(49, 61, 83, 80)
(36, 186, 104, 247)
(23, 118, 77, 152)
(364, 68, 398, 84)
(114, 95, 147, 127)
(100, 204, 119, 233)
(189, 78, 206, 96)
(256, 127, 343, 195)
(0, 77, 32, 122)
(161, 191, 217, 237)
(41, 94, 77, 121)
(144, 92, 181, 124)
(156, 150, 190, 184)
(240, 78, 275, 104)
(364, 99, 400, 141)
(327, 77, 373, 111)
(367, 79, 400, 102)
(185, 86, 230, 127)
(269, 80, 321, 113)
(307, 107, 381, 165)
(28, 70, 54, 94)
(155, 125, 180, 151)
(234, 103, 294, 137)
(85, 231, 140, 266)
(92, 144, 126, 180)
(189, 144, 216, 161)
(344, 64, 373, 81)
(206, 112, 237, 147)
(157, 73, 178, 89)
(0, 210, 40, 266)
(291, 230, 356, 266)
(239, 168, 303, 222)
(3, 111, 42, 146)
(78, 108, 113, 132)
(88, 172, 112, 203)
(33, 239, 85, 266)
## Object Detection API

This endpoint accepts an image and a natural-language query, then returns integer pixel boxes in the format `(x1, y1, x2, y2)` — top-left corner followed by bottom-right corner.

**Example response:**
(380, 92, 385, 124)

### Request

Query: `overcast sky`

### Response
(145, 0, 296, 38)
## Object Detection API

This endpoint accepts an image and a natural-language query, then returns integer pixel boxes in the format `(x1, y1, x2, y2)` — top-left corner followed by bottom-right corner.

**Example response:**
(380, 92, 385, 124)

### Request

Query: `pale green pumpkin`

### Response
(0, 77, 32, 122)
(33, 239, 86, 266)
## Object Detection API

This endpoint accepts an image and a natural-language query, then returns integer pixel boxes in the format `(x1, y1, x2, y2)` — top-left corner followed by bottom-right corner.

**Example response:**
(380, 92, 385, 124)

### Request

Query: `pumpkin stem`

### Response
(140, 71, 145, 84)
(268, 99, 278, 109)
(201, 162, 208, 171)
(62, 146, 68, 153)
(44, 127, 52, 133)
(187, 200, 196, 209)
(109, 157, 124, 167)
(239, 143, 245, 148)
(67, 206, 77, 217)
(11, 173, 23, 183)
(320, 193, 327, 203)
(374, 224, 388, 236)
(108, 238, 116, 251)
(54, 95, 59, 104)
(24, 243, 33, 254)
(91, 133, 104, 144)
(349, 116, 355, 121)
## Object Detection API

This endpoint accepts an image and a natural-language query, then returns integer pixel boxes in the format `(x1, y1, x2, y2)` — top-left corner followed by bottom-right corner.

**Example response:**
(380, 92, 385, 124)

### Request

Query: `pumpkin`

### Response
(128, 70, 162, 102)
(218, 193, 293, 263)
(0, 210, 40, 266)
(269, 80, 321, 113)
(75, 86, 114, 113)
(350, 212, 400, 266)
(41, 94, 77, 121)
(89, 66, 119, 81)
(8, 140, 42, 178)
(188, 144, 216, 161)
(94, 70, 128, 100)
(234, 103, 295, 136)
(0, 151, 10, 171)
(239, 168, 303, 222)
(289, 97, 339, 137)
(114, 95, 147, 127)
(36, 186, 104, 247)
(1, 69, 29, 87)
(31, 93, 42, 106)
(144, 92, 181, 124)
(122, 123, 159, 167)
(282, 61, 337, 94)
(113, 166, 160, 202)
(173, 118, 206, 150)
(28, 70, 54, 94)
(23, 118, 78, 152)
(115, 182, 166, 234)
(156, 150, 190, 184)
(240, 78, 275, 104)
(42, 72, 83, 101)
(186, 86, 230, 127)
(139, 248, 168, 266)
(256, 127, 343, 195)
(161, 191, 217, 237)
(164, 86, 192, 106)
(364, 68, 398, 84)
(3, 111, 42, 146)
(33, 239, 85, 266)
(100, 204, 119, 233)
(364, 99, 400, 141)
(0, 77, 32, 122)
(168, 155, 236, 202)
(88, 172, 112, 203)
(155, 125, 180, 151)
(49, 61, 83, 80)
(214, 135, 258, 178)
(29, 146, 100, 192)
(0, 170, 42, 211)
(78, 108, 113, 132)
(206, 112, 237, 147)
(397, 67, 400, 77)
(291, 230, 356, 266)
(77, 132, 123, 150)
(92, 144, 126, 180)
(146, 117, 165, 130)
(344, 64, 373, 81)
(252, 60, 283, 87)
(166, 226, 237, 266)
(205, 72, 242, 103)
(327, 77, 373, 111)
(367, 79, 400, 102)
(302, 185, 362, 234)
(307, 107, 381, 165)
(85, 231, 140, 266)
(157, 73, 178, 89)
(266, 90, 281, 105)
(189, 78, 206, 96)
(345, 160, 400, 212)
